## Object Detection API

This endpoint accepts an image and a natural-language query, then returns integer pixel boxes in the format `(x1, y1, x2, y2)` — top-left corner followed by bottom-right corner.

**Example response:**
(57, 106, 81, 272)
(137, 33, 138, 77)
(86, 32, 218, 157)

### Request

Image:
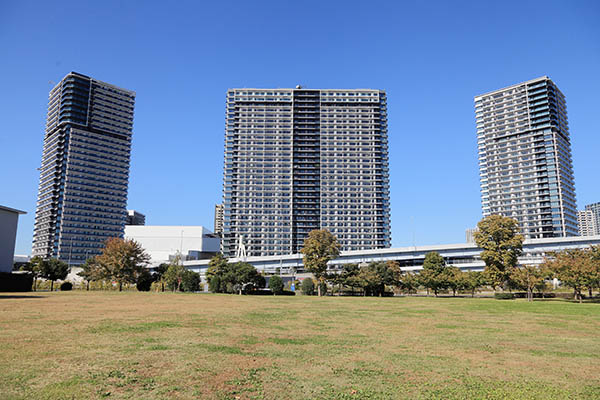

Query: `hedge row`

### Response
(0, 273, 33, 292)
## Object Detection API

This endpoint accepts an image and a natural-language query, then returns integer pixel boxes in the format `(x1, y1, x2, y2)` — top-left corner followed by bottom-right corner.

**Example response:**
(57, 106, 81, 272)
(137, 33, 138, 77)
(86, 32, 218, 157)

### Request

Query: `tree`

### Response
(181, 270, 201, 292)
(301, 229, 340, 296)
(269, 275, 284, 295)
(78, 257, 102, 291)
(419, 252, 447, 296)
(136, 269, 154, 291)
(544, 248, 595, 303)
(475, 215, 524, 290)
(164, 262, 186, 292)
(462, 271, 485, 297)
(209, 274, 222, 293)
(301, 278, 315, 295)
(227, 262, 264, 294)
(339, 263, 360, 295)
(357, 263, 385, 296)
(400, 272, 420, 295)
(95, 238, 150, 291)
(37, 258, 69, 291)
(444, 266, 463, 297)
(510, 265, 546, 301)
(154, 263, 169, 292)
(21, 256, 44, 291)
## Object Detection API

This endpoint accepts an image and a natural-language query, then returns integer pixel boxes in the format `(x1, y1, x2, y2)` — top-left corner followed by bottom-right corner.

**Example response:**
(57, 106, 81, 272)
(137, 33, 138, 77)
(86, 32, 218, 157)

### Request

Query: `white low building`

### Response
(0, 205, 26, 273)
(125, 225, 220, 267)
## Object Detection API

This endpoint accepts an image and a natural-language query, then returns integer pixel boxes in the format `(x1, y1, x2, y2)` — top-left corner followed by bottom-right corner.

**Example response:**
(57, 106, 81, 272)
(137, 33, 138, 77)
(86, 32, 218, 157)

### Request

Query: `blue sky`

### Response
(1, 0, 599, 255)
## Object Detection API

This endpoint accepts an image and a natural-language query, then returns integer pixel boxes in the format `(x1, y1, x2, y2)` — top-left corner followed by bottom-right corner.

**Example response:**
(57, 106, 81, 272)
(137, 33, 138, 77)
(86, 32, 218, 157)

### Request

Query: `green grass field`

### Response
(1, 292, 599, 399)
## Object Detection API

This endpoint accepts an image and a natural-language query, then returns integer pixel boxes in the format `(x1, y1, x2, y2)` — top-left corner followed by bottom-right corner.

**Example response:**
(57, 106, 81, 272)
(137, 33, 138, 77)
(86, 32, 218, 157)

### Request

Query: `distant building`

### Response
(0, 205, 26, 273)
(578, 203, 600, 236)
(214, 204, 224, 236)
(465, 228, 478, 244)
(124, 225, 220, 267)
(222, 87, 391, 257)
(475, 76, 578, 239)
(126, 210, 146, 226)
(578, 210, 597, 236)
(32, 72, 136, 265)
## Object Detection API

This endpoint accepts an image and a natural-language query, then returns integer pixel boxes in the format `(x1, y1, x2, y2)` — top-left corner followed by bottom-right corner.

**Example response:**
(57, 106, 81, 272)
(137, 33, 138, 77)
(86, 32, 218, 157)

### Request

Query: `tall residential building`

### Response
(214, 204, 224, 236)
(475, 76, 577, 239)
(577, 210, 597, 236)
(32, 72, 135, 264)
(222, 87, 390, 258)
(578, 202, 600, 236)
(465, 228, 478, 244)
(126, 210, 146, 226)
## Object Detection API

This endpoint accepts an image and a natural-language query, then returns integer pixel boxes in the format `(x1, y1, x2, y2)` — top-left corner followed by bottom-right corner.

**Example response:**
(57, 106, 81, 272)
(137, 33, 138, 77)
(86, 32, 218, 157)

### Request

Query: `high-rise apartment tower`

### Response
(578, 202, 600, 236)
(222, 87, 391, 257)
(475, 76, 577, 238)
(214, 204, 224, 236)
(32, 72, 135, 264)
(126, 210, 146, 226)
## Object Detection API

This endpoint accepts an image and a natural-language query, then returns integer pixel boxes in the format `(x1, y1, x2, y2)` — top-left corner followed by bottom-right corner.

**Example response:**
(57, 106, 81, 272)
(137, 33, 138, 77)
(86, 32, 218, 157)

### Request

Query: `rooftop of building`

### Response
(474, 76, 551, 100)
(0, 205, 26, 214)
(50, 71, 136, 97)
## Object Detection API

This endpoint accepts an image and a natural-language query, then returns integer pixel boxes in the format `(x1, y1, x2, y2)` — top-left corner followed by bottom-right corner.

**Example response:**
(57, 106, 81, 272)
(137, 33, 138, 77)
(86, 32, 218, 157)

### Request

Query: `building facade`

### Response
(465, 227, 478, 244)
(32, 72, 135, 264)
(184, 235, 600, 277)
(214, 203, 224, 236)
(222, 87, 390, 257)
(578, 203, 600, 236)
(0, 205, 26, 273)
(126, 210, 146, 225)
(475, 76, 577, 239)
(125, 225, 220, 266)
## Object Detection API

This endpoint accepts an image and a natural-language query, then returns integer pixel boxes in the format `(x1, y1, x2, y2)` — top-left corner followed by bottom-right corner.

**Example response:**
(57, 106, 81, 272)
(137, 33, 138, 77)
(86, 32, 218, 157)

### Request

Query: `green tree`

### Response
(227, 262, 264, 294)
(38, 258, 69, 292)
(77, 257, 102, 291)
(181, 270, 201, 292)
(301, 229, 340, 296)
(444, 266, 463, 297)
(462, 271, 485, 297)
(136, 269, 154, 291)
(154, 263, 169, 292)
(208, 275, 222, 293)
(419, 252, 447, 296)
(269, 275, 284, 295)
(510, 265, 547, 301)
(207, 253, 228, 279)
(400, 272, 420, 295)
(21, 256, 44, 291)
(475, 215, 524, 290)
(339, 263, 360, 295)
(301, 278, 315, 295)
(164, 262, 186, 292)
(95, 238, 151, 291)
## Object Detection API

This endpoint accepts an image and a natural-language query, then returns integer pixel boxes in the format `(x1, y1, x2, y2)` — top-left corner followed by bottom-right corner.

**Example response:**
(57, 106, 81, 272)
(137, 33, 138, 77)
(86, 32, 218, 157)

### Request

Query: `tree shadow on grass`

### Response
(0, 294, 47, 299)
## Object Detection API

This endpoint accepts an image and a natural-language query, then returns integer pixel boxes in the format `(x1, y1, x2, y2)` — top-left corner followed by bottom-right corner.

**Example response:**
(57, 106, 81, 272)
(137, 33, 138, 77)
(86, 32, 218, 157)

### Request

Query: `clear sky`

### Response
(1, 0, 599, 255)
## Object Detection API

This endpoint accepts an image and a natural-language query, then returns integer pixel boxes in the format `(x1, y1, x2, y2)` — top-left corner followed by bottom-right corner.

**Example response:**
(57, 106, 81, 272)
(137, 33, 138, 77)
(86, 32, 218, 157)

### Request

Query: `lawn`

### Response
(1, 292, 599, 399)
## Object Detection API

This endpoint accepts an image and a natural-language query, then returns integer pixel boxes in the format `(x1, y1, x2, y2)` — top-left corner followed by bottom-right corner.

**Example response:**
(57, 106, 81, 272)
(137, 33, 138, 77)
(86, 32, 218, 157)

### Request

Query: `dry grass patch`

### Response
(0, 292, 599, 399)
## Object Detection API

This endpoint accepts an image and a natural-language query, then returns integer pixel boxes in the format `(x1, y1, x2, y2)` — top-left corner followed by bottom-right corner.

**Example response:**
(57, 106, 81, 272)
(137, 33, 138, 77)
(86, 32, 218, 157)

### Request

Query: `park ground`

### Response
(0, 292, 599, 399)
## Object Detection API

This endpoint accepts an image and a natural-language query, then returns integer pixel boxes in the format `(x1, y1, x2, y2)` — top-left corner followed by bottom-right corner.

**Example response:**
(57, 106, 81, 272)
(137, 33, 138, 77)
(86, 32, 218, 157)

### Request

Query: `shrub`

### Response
(136, 269, 154, 292)
(0, 273, 33, 292)
(494, 292, 514, 300)
(60, 281, 73, 291)
(268, 275, 284, 295)
(301, 278, 315, 295)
